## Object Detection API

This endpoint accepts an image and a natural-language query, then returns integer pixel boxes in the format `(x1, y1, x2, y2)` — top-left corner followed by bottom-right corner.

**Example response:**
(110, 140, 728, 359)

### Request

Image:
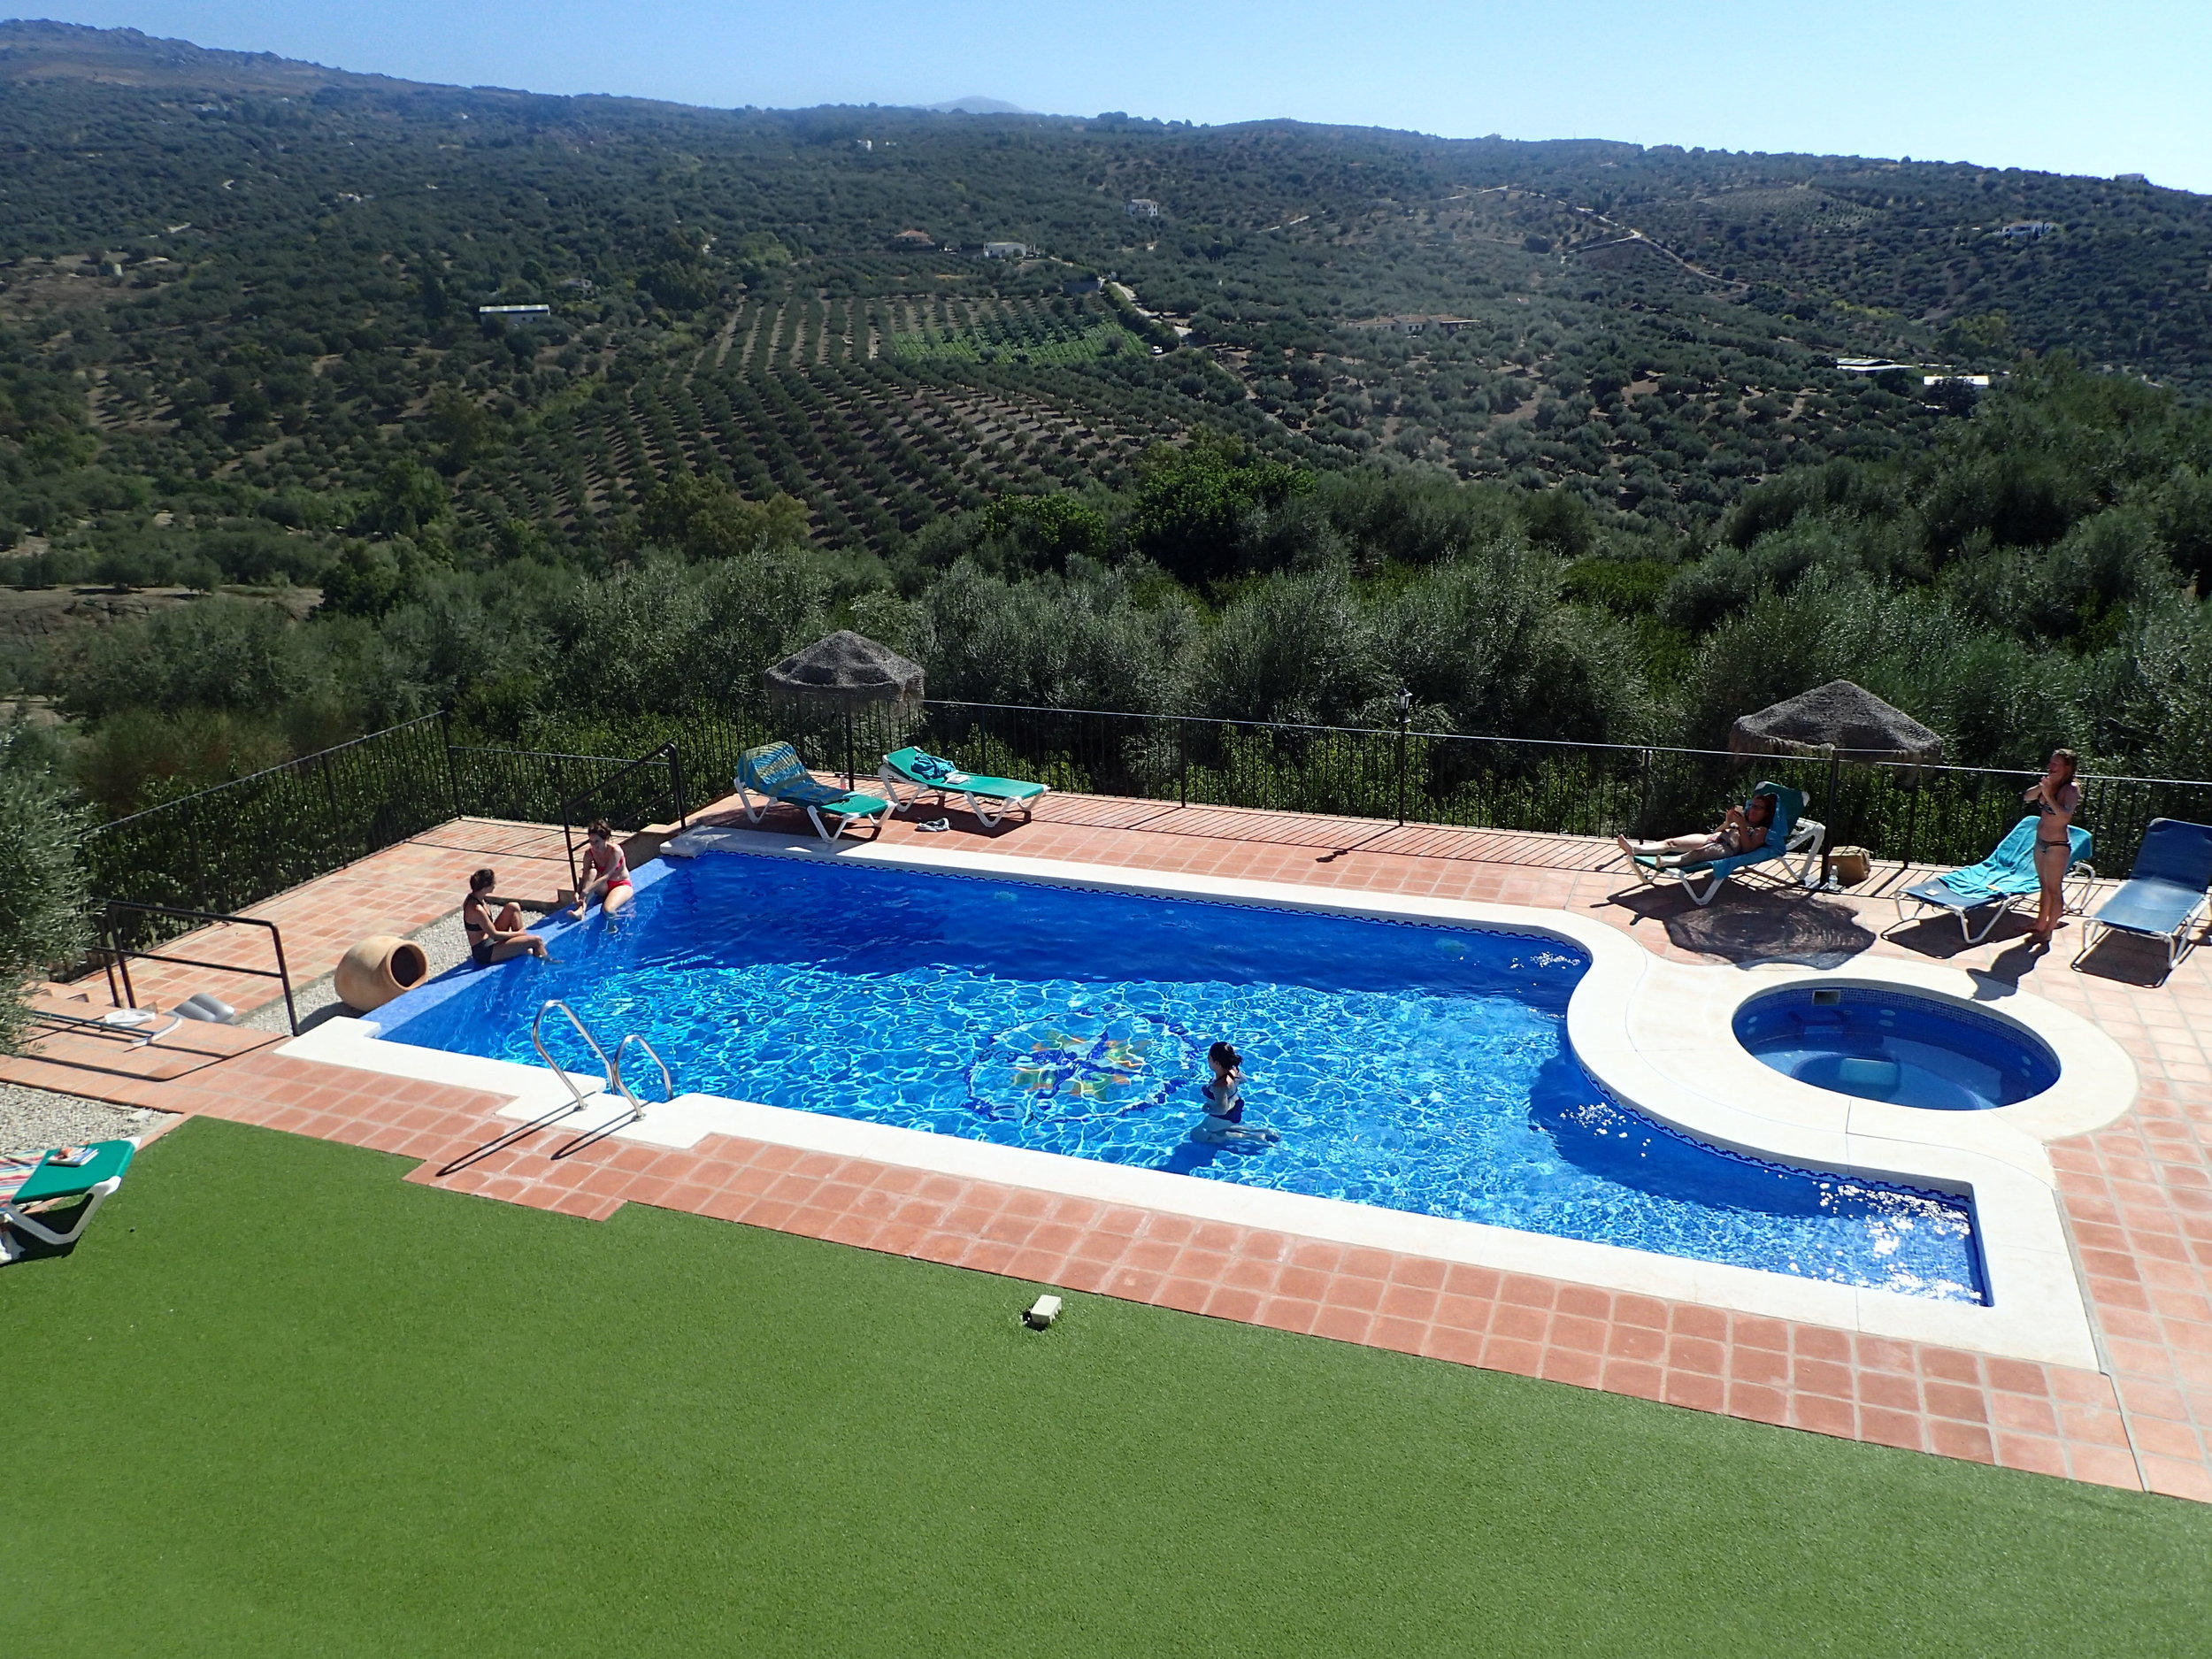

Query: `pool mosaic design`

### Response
(380, 853, 1985, 1303)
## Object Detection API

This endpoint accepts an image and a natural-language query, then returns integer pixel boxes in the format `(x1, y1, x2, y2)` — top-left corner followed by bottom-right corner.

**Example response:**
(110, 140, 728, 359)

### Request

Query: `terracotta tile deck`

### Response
(85, 818, 576, 1020)
(18, 790, 2212, 1502)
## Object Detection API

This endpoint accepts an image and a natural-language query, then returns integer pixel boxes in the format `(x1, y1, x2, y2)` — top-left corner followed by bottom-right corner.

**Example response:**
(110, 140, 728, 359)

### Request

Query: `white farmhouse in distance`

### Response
(980, 241, 1032, 259)
(1125, 198, 1161, 219)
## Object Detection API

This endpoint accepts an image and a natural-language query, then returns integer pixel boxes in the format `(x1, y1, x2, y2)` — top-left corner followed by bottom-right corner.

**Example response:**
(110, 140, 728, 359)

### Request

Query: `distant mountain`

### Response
(921, 96, 1032, 115)
(0, 18, 399, 94)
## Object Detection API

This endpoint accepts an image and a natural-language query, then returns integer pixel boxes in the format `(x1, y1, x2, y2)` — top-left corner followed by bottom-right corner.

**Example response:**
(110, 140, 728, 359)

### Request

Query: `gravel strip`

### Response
(5, 912, 488, 1156)
(240, 907, 476, 1035)
(0, 1083, 173, 1154)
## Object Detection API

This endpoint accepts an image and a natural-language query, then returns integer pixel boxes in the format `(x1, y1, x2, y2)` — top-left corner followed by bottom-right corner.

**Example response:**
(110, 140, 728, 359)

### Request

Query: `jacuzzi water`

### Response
(380, 853, 1985, 1303)
(1734, 987, 2059, 1112)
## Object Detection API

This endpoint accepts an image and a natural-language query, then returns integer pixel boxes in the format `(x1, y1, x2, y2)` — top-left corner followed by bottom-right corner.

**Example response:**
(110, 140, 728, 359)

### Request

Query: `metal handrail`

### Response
(612, 1032, 674, 1109)
(531, 999, 633, 1114)
(557, 739, 689, 894)
(94, 897, 299, 1035)
(532, 1000, 664, 1120)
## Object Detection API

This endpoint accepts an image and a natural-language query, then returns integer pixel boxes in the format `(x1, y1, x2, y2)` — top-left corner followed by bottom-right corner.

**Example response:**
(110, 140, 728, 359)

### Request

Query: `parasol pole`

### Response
(1821, 743, 1840, 888)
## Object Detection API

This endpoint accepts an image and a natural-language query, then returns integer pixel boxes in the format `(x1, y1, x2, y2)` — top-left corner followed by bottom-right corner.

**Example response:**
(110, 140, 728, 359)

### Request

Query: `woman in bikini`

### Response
(562, 820, 634, 920)
(463, 867, 549, 965)
(2023, 749, 2081, 946)
(1617, 792, 1776, 867)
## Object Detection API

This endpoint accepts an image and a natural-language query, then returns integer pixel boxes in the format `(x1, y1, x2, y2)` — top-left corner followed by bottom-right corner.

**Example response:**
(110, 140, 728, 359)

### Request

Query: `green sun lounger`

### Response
(733, 741, 893, 843)
(1891, 816, 2095, 945)
(879, 746, 1050, 827)
(1, 1139, 135, 1263)
(1625, 781, 1824, 908)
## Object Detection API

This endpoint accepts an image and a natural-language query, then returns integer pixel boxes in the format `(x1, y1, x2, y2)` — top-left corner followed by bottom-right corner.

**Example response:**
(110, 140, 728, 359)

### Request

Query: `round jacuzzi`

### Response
(1732, 986, 2060, 1111)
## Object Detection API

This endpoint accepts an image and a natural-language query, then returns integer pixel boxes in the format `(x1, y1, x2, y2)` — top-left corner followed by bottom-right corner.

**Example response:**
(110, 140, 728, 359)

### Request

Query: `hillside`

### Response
(4, 19, 2210, 571)
(2, 22, 2210, 821)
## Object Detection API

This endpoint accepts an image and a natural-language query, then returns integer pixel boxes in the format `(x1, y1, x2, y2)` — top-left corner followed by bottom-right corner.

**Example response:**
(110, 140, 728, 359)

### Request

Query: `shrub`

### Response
(0, 718, 90, 1053)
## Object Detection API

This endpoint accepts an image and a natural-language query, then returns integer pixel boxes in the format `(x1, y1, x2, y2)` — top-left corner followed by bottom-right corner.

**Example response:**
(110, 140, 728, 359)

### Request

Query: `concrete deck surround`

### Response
(11, 790, 2212, 1501)
(299, 831, 2136, 1372)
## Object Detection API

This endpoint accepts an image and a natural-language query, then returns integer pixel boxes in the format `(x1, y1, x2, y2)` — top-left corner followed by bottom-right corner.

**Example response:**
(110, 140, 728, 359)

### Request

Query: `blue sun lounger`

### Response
(2071, 818, 2212, 982)
(733, 742, 894, 844)
(1627, 780, 1825, 908)
(1, 1139, 135, 1263)
(879, 746, 1050, 827)
(1891, 816, 2095, 945)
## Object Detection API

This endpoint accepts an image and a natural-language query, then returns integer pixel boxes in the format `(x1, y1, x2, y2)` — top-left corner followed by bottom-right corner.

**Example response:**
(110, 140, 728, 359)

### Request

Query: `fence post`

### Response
(185, 794, 207, 913)
(439, 710, 465, 821)
(322, 750, 349, 864)
(1394, 687, 1411, 827)
(1178, 718, 1188, 809)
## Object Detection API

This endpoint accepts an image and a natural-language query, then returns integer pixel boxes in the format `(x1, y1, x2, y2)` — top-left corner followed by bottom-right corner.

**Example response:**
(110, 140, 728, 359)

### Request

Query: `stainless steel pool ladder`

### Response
(531, 999, 673, 1118)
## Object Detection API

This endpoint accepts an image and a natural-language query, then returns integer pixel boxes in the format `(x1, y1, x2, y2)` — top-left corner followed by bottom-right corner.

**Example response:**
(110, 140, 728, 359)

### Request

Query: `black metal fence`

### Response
(83, 713, 458, 926)
(80, 701, 2212, 943)
(905, 702, 2212, 875)
(83, 718, 673, 949)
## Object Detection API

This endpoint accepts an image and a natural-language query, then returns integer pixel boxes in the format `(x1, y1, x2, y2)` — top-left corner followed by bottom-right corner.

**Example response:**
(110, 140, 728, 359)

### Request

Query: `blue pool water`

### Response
(1734, 987, 2060, 1112)
(380, 853, 1984, 1303)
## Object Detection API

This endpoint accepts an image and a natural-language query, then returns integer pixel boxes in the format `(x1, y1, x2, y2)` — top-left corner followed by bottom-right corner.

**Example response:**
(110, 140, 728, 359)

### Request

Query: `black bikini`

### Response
(2032, 787, 2077, 849)
(465, 896, 496, 964)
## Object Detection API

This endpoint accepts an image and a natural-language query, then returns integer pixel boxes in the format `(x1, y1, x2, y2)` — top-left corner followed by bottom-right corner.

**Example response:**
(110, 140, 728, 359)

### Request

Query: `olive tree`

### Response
(0, 720, 91, 1053)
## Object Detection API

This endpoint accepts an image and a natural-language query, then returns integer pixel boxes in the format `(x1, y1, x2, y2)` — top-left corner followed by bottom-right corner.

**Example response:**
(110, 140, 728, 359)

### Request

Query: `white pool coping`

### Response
(280, 829, 2142, 1372)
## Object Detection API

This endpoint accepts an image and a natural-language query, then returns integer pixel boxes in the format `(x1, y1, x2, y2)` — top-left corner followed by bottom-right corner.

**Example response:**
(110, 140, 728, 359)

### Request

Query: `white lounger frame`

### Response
(879, 762, 1050, 829)
(0, 1172, 126, 1263)
(1637, 817, 1826, 908)
(2071, 886, 2211, 980)
(1893, 862, 2100, 947)
(733, 776, 887, 844)
(31, 1005, 182, 1047)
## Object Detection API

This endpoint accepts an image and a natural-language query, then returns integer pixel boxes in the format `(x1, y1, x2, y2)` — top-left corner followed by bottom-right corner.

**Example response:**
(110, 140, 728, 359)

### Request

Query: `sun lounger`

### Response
(733, 741, 893, 843)
(30, 1003, 182, 1047)
(1627, 780, 1825, 908)
(879, 746, 1050, 827)
(1891, 816, 2095, 945)
(2071, 818, 2212, 982)
(1, 1139, 135, 1263)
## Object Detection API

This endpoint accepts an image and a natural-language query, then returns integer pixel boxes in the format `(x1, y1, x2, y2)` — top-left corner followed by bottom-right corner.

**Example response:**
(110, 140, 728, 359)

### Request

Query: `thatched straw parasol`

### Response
(764, 630, 926, 786)
(1730, 680, 1944, 882)
(1729, 680, 1944, 766)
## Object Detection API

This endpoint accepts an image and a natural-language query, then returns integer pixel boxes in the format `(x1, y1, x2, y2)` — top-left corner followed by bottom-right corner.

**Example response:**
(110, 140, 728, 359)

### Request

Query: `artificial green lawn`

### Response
(7, 1118, 2208, 1656)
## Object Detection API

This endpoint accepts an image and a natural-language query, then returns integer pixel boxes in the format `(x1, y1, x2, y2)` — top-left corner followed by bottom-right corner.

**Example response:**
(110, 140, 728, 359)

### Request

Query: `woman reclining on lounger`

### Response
(1617, 792, 1776, 868)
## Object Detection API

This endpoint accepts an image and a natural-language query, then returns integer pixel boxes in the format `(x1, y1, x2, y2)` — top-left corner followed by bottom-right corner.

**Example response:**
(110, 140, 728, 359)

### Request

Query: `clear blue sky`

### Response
(25, 1, 2212, 192)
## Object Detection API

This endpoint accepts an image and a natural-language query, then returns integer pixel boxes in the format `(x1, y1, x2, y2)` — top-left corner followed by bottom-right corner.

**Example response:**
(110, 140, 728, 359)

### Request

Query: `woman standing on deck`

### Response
(2023, 749, 2080, 947)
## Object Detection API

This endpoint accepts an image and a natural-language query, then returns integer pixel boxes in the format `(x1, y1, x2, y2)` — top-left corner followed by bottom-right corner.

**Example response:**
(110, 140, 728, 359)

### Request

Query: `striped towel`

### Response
(1, 1149, 81, 1203)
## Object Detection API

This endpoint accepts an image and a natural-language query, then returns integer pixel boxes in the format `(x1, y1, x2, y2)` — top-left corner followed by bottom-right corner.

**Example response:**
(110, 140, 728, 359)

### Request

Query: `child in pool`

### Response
(1194, 1042, 1279, 1145)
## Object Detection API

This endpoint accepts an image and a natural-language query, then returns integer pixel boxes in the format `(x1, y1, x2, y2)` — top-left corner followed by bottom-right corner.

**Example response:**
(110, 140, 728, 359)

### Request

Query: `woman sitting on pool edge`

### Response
(1194, 1042, 1280, 1146)
(562, 820, 634, 920)
(464, 867, 549, 966)
(1615, 790, 1776, 868)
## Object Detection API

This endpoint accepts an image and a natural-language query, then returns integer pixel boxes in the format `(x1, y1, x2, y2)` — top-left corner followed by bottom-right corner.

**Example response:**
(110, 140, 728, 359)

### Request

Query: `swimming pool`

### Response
(380, 852, 1984, 1304)
(1734, 987, 2060, 1112)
